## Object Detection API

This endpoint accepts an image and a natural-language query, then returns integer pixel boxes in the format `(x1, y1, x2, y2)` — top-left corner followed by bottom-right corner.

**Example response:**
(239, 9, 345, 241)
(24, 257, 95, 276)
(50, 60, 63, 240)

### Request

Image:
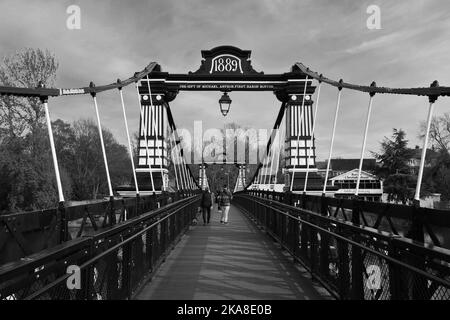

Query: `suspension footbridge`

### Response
(1, 46, 450, 300)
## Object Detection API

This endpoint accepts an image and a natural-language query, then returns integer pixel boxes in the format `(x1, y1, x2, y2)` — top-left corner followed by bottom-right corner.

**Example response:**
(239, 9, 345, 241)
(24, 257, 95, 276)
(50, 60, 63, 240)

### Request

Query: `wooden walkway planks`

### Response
(135, 205, 331, 300)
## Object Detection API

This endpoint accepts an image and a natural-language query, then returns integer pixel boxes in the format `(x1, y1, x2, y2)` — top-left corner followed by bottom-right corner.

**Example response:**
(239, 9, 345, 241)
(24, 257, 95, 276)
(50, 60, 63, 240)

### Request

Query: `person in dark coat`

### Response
(200, 187, 213, 225)
(219, 185, 232, 224)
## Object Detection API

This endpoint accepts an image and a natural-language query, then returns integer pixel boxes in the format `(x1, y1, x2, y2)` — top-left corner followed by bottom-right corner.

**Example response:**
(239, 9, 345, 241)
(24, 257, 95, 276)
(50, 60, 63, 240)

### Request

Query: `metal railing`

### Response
(0, 194, 201, 300)
(0, 191, 199, 265)
(243, 190, 450, 249)
(234, 192, 450, 300)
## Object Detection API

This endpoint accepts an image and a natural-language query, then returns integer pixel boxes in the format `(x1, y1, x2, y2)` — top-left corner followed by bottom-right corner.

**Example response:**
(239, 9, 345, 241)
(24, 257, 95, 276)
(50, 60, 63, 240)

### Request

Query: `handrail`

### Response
(239, 194, 450, 288)
(0, 195, 197, 276)
(234, 192, 450, 299)
(0, 194, 201, 300)
(24, 196, 200, 300)
(243, 193, 450, 259)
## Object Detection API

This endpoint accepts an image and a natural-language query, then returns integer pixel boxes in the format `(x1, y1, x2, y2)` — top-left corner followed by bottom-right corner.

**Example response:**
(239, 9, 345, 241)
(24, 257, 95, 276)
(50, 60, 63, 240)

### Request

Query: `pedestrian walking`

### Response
(200, 187, 213, 225)
(216, 189, 222, 212)
(219, 185, 232, 224)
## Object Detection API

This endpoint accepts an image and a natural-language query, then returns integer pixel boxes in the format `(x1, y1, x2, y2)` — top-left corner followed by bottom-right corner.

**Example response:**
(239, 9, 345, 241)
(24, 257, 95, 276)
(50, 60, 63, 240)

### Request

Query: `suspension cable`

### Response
(295, 63, 450, 97)
(304, 80, 322, 192)
(258, 152, 266, 185)
(274, 109, 285, 185)
(414, 81, 440, 201)
(41, 96, 64, 202)
(165, 104, 194, 190)
(172, 131, 185, 190)
(290, 76, 309, 191)
(323, 80, 343, 195)
(355, 82, 376, 197)
(263, 147, 272, 185)
(168, 124, 180, 191)
(187, 167, 193, 190)
(179, 140, 191, 190)
(178, 135, 190, 190)
(90, 84, 113, 197)
(146, 78, 166, 191)
(117, 82, 139, 195)
(244, 103, 286, 189)
(4, 61, 450, 99)
(267, 127, 279, 186)
(135, 83, 155, 193)
(180, 145, 189, 190)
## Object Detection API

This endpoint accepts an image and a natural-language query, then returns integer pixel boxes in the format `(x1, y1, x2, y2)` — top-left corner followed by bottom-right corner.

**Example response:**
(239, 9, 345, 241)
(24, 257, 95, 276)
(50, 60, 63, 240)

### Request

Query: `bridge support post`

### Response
(298, 192, 308, 262)
(135, 193, 141, 218)
(410, 200, 424, 242)
(388, 238, 404, 300)
(58, 201, 68, 243)
(350, 197, 364, 299)
(319, 195, 330, 280)
(301, 191, 306, 208)
(409, 200, 426, 299)
(337, 225, 350, 299)
(309, 213, 318, 281)
(122, 242, 133, 299)
(106, 245, 120, 299)
(109, 195, 116, 226)
(284, 190, 292, 206)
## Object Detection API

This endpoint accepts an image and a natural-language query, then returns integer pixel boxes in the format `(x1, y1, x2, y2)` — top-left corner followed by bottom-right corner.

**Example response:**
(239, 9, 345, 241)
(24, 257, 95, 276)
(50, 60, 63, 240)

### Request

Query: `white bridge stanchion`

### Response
(177, 136, 188, 190)
(355, 82, 376, 197)
(118, 82, 139, 195)
(274, 111, 285, 185)
(414, 80, 440, 201)
(42, 97, 64, 202)
(90, 84, 113, 198)
(173, 130, 191, 190)
(323, 80, 343, 195)
(178, 139, 187, 190)
(268, 124, 280, 186)
(169, 130, 180, 190)
(263, 147, 272, 185)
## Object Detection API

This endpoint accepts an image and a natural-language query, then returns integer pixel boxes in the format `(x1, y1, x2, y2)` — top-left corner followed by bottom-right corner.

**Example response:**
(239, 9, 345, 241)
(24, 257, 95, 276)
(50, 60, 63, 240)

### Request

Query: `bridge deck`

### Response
(135, 205, 331, 300)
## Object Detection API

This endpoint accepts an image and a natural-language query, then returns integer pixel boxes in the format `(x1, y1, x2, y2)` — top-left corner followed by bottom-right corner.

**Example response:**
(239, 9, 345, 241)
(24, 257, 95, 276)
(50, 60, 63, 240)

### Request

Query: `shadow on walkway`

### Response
(135, 205, 331, 300)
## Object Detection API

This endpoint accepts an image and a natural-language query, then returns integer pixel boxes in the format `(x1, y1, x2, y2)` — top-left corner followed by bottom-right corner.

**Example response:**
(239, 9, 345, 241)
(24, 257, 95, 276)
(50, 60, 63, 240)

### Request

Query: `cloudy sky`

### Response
(1, 0, 449, 161)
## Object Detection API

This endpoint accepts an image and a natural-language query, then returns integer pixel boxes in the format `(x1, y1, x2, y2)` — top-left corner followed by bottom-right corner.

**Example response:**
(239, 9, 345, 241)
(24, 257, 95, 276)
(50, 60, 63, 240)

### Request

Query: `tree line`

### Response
(372, 123, 450, 204)
(0, 49, 132, 213)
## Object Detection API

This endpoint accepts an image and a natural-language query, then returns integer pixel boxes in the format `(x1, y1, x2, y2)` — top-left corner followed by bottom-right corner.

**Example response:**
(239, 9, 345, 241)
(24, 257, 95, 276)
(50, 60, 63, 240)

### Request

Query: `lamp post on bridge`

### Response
(219, 91, 232, 117)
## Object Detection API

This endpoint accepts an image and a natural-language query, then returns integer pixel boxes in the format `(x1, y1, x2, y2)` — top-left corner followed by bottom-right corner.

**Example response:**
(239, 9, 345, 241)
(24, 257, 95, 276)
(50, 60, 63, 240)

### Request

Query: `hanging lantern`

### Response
(219, 92, 232, 116)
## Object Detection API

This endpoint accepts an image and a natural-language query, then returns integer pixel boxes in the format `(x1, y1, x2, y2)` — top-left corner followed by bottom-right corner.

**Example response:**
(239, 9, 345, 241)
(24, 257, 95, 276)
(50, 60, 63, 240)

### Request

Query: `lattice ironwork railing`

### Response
(0, 191, 198, 266)
(245, 190, 450, 250)
(234, 192, 450, 300)
(0, 195, 200, 300)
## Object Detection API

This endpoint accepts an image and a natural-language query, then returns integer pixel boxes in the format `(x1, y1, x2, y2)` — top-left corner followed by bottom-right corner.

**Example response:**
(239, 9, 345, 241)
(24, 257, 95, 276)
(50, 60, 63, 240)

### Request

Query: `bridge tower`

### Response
(234, 164, 247, 193)
(198, 164, 209, 190)
(136, 78, 170, 192)
(277, 67, 324, 192)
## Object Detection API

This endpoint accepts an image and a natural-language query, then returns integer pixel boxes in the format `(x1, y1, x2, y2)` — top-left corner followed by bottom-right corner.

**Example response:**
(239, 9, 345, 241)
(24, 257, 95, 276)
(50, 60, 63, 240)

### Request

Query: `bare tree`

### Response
(419, 113, 450, 154)
(0, 48, 58, 139)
